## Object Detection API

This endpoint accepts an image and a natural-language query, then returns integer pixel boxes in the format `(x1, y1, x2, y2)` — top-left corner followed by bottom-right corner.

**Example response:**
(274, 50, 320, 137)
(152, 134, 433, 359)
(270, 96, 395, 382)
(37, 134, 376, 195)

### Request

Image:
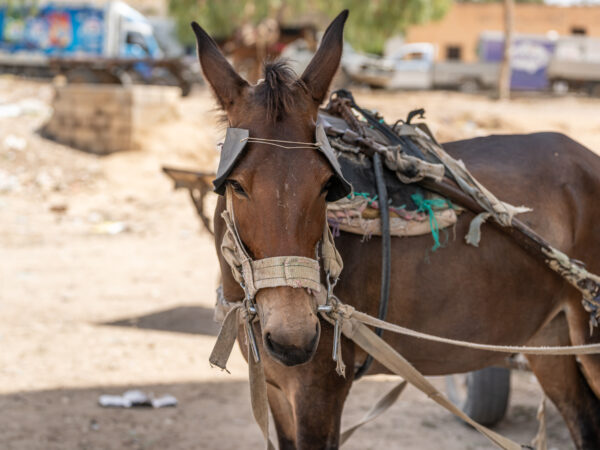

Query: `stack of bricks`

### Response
(42, 83, 180, 155)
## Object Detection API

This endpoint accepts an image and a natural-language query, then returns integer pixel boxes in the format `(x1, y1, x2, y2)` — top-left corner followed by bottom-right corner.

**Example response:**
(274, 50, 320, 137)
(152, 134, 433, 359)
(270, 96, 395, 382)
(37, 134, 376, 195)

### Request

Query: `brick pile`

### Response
(42, 84, 180, 155)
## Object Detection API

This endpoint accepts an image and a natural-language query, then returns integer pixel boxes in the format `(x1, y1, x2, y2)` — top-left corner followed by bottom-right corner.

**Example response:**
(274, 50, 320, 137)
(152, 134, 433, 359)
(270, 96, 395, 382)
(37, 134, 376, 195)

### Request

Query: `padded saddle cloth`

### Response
(337, 152, 424, 210)
(318, 111, 425, 211)
(319, 111, 458, 239)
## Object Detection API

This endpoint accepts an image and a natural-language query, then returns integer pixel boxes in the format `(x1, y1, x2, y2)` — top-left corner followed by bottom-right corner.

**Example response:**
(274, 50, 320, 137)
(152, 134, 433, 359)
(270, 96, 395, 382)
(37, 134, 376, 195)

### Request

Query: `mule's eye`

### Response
(227, 180, 247, 197)
(320, 177, 334, 195)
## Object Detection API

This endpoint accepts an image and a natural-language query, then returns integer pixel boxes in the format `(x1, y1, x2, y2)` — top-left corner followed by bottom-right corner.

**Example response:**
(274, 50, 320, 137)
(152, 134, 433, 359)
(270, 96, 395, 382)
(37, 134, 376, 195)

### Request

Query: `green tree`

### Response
(168, 0, 451, 54)
(318, 0, 451, 54)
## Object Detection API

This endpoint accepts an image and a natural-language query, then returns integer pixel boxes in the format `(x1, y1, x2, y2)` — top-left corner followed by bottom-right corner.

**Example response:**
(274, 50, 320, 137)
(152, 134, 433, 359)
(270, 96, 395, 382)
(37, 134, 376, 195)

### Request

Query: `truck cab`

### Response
(386, 42, 435, 90)
(105, 1, 162, 59)
(0, 1, 162, 60)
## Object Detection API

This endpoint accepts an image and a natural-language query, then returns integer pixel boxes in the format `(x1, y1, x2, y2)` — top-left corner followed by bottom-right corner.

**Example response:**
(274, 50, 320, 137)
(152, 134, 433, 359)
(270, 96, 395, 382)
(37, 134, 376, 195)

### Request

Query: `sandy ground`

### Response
(2, 77, 599, 449)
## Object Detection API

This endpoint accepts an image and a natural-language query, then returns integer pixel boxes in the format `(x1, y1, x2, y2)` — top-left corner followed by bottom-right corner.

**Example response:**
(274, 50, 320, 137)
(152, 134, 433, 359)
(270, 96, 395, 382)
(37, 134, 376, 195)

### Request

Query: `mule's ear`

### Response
(300, 10, 348, 106)
(191, 21, 248, 110)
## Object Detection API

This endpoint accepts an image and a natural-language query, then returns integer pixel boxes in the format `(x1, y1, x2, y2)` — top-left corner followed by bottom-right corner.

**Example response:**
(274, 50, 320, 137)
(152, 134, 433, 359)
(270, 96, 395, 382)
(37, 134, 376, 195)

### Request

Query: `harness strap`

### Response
(339, 380, 407, 445)
(322, 218, 343, 281)
(209, 302, 275, 450)
(354, 151, 391, 380)
(220, 188, 325, 298)
(325, 311, 524, 450)
(330, 300, 600, 356)
(248, 345, 275, 450)
(210, 288, 600, 449)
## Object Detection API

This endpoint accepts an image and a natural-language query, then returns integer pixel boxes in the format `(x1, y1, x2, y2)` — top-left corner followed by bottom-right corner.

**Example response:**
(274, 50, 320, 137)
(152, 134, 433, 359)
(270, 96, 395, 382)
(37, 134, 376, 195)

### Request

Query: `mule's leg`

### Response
(526, 313, 600, 450)
(267, 383, 297, 450)
(565, 300, 600, 398)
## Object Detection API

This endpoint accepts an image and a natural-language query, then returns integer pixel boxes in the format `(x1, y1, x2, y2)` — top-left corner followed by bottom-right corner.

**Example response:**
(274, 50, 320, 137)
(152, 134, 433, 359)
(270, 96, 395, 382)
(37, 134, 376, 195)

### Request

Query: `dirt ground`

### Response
(2, 76, 599, 450)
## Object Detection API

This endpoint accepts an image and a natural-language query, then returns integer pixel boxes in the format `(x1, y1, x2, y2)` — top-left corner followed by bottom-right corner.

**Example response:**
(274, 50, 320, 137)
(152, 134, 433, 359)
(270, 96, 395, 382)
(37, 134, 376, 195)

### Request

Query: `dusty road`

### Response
(2, 77, 598, 449)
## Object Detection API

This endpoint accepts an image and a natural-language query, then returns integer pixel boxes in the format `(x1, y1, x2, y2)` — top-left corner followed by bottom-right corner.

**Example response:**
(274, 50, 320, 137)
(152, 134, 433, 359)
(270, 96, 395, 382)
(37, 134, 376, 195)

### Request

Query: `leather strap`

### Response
(339, 380, 407, 445)
(220, 188, 323, 297)
(210, 289, 600, 449)
(335, 316, 524, 450)
(249, 346, 276, 450)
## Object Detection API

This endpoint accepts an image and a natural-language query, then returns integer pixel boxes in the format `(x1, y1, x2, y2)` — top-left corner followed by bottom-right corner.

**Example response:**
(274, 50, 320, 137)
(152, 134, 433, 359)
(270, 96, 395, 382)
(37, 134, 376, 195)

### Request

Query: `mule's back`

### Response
(443, 132, 600, 256)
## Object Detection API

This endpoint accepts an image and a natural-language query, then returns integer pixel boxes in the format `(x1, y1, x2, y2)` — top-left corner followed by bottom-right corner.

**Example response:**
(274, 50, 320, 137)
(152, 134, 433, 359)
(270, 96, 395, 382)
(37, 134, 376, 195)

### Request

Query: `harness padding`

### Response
(219, 188, 343, 303)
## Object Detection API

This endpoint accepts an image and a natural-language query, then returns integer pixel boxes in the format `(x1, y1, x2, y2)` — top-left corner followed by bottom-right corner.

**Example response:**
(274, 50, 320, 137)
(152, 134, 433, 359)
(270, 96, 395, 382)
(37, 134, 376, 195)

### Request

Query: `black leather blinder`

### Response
(212, 125, 351, 202)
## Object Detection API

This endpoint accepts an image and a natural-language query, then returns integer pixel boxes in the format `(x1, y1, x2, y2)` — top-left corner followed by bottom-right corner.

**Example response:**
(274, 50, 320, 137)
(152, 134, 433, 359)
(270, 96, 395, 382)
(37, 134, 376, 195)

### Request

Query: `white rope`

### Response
(241, 136, 321, 150)
(326, 297, 600, 356)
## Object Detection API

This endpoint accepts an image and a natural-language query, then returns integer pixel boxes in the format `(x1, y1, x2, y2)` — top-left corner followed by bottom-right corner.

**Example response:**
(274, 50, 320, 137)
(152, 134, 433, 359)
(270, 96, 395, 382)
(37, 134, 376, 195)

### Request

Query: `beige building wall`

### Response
(405, 3, 600, 61)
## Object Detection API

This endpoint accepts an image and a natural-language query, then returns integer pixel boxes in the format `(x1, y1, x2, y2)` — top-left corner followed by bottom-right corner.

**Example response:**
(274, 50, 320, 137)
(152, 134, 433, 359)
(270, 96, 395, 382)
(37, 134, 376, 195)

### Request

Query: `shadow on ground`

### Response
(0, 381, 259, 450)
(102, 305, 220, 336)
(0, 375, 574, 450)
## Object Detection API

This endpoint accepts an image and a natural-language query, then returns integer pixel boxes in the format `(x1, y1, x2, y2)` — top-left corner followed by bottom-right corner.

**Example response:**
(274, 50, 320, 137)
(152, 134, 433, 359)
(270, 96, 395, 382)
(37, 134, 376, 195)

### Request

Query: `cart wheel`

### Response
(445, 367, 510, 426)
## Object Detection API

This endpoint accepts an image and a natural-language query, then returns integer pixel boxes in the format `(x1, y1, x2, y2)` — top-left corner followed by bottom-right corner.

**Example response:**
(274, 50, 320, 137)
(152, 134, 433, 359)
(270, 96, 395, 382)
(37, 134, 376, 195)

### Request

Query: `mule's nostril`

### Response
(264, 332, 280, 358)
(263, 329, 319, 367)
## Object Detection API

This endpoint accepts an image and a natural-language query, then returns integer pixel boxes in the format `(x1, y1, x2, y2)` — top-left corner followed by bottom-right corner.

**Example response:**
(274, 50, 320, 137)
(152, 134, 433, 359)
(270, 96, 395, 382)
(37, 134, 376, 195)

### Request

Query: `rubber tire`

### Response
(445, 367, 511, 427)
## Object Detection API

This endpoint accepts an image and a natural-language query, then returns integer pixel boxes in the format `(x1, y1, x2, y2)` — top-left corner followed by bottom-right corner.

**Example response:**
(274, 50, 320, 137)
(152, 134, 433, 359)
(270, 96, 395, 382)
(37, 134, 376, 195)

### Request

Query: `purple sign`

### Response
(480, 33, 556, 90)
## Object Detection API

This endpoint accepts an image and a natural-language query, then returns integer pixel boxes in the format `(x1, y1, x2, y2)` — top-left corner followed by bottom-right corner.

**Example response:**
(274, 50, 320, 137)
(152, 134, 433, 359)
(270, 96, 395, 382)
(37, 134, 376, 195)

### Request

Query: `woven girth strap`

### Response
(220, 188, 343, 299)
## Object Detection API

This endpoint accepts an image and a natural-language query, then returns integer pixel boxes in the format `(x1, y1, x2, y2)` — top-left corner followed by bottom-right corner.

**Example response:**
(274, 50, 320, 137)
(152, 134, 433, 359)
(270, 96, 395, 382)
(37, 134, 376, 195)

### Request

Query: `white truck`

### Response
(547, 36, 600, 96)
(344, 42, 499, 92)
(0, 1, 195, 94)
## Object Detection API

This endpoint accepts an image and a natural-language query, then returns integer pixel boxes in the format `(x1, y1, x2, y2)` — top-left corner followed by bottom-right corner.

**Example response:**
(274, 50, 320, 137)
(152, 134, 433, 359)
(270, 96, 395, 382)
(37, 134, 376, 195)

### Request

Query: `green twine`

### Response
(349, 192, 452, 251)
(411, 193, 451, 251)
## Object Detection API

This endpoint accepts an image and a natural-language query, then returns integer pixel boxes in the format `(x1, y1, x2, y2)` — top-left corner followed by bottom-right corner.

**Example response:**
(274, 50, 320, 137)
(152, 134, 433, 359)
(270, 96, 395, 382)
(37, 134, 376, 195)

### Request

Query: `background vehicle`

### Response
(343, 42, 499, 92)
(547, 36, 600, 96)
(0, 1, 195, 94)
(480, 31, 600, 96)
(340, 32, 600, 96)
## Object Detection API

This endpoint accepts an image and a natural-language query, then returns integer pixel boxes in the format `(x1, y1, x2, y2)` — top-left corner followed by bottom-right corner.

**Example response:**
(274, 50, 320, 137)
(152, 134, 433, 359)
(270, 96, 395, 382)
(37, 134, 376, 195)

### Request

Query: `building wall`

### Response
(405, 3, 600, 61)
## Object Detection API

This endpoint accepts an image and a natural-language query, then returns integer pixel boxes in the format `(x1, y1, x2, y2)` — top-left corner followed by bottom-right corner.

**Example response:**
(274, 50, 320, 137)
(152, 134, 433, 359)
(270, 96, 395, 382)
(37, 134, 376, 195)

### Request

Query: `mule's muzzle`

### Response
(264, 322, 320, 366)
(257, 287, 322, 366)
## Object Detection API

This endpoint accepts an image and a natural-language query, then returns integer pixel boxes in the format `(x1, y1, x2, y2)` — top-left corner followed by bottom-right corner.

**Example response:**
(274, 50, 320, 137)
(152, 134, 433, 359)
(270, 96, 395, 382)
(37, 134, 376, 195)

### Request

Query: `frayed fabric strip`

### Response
(465, 212, 492, 247)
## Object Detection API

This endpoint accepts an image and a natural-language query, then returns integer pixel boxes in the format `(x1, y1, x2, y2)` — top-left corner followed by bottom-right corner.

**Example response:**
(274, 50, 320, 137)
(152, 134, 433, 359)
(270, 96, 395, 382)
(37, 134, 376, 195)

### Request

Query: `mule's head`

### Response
(193, 11, 348, 366)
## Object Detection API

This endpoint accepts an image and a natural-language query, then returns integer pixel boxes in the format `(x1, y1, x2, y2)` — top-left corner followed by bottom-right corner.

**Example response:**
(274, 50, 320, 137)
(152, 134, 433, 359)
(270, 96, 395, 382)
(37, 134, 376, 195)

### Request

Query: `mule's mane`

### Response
(255, 61, 303, 123)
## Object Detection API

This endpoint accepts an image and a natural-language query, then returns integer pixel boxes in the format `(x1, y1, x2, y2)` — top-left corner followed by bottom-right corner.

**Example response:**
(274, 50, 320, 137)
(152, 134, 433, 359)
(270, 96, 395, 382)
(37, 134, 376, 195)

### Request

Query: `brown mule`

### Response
(192, 10, 600, 450)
